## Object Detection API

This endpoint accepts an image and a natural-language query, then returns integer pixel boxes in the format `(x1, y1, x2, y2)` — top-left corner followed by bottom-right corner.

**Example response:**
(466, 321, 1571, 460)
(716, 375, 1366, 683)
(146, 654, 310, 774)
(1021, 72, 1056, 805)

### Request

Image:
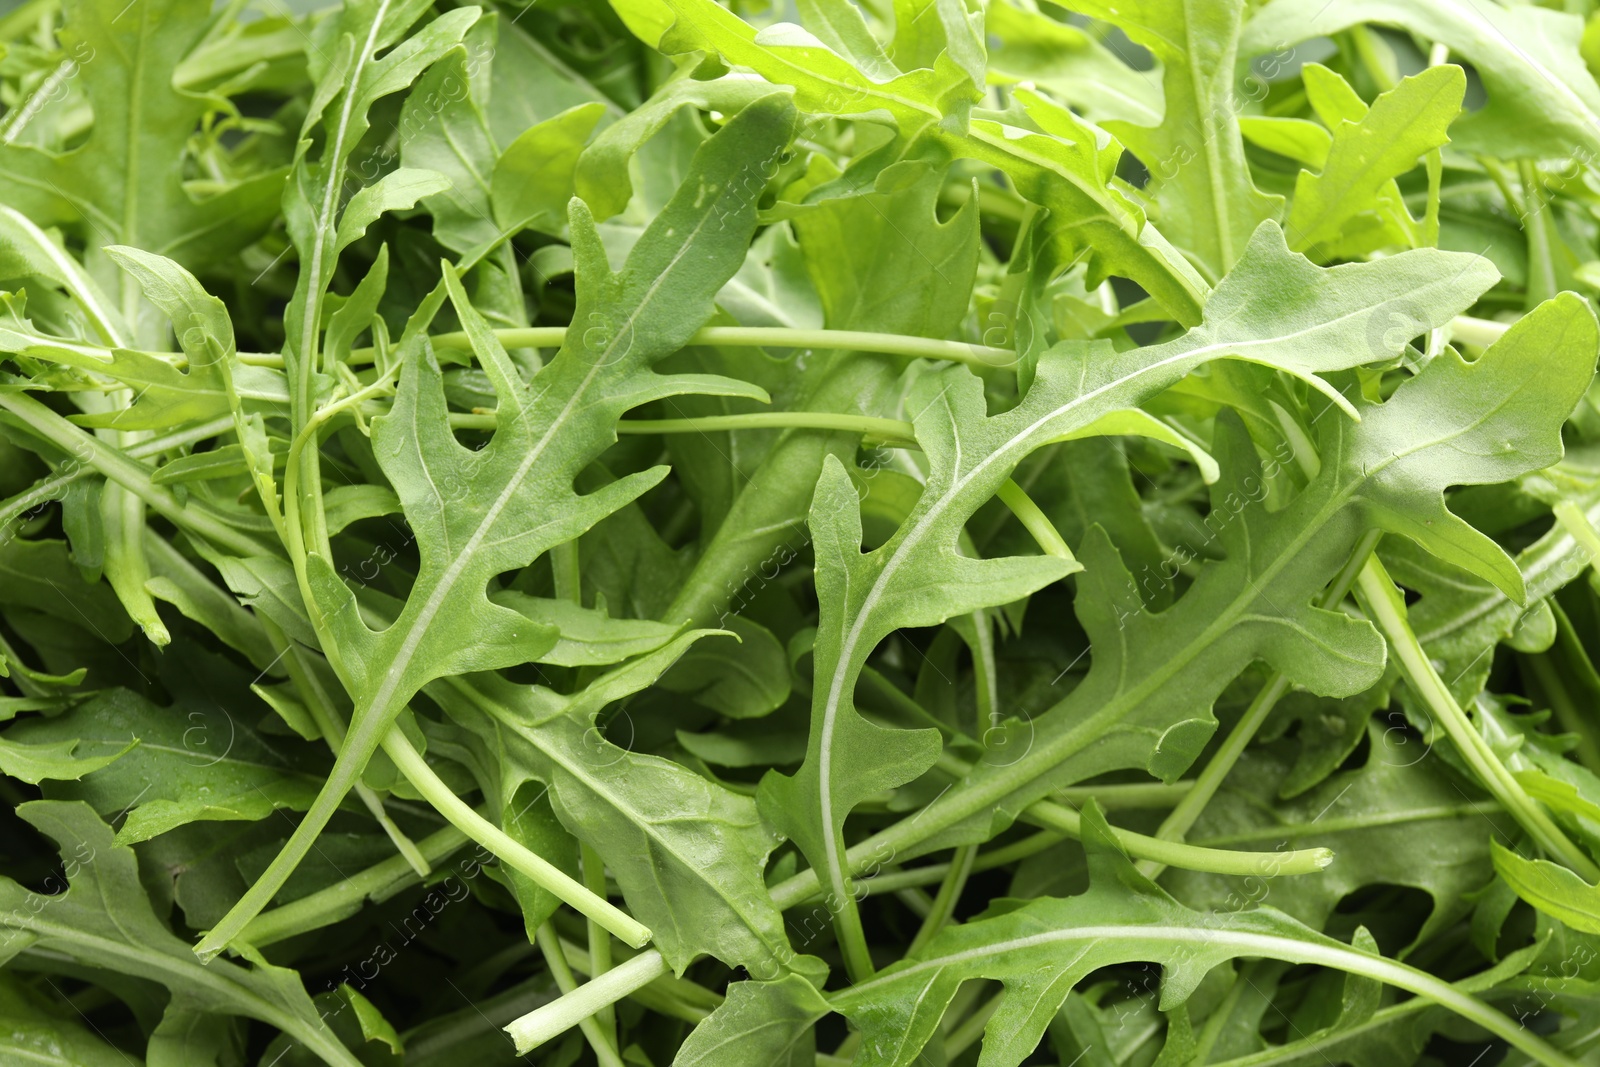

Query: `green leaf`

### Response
(208, 96, 801, 954)
(0, 734, 133, 784)
(399, 44, 501, 254)
(831, 803, 1557, 1067)
(0, 972, 148, 1066)
(617, 0, 1211, 324)
(495, 101, 607, 233)
(986, 0, 1162, 127)
(0, 0, 285, 280)
(1069, 0, 1283, 279)
(0, 801, 361, 1067)
(1244, 0, 1600, 161)
(875, 278, 1584, 866)
(439, 645, 810, 977)
(671, 974, 829, 1066)
(1493, 842, 1600, 934)
(1285, 64, 1465, 257)
(3, 688, 323, 843)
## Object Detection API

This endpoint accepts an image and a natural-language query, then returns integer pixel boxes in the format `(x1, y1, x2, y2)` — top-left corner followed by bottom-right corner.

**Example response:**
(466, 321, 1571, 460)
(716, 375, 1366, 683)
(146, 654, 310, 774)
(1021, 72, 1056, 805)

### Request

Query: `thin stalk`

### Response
(834, 874, 877, 983)
(1542, 600, 1600, 771)
(933, 755, 1332, 877)
(1021, 796, 1331, 876)
(615, 412, 915, 444)
(1450, 315, 1511, 348)
(378, 729, 652, 948)
(1355, 556, 1600, 880)
(556, 936, 721, 1024)
(580, 849, 616, 1037)
(258, 616, 429, 876)
(1525, 654, 1600, 774)
(1521, 160, 1559, 309)
(0, 391, 274, 559)
(1553, 500, 1600, 564)
(536, 923, 624, 1067)
(1138, 529, 1382, 879)
(433, 408, 920, 445)
(943, 987, 1002, 1060)
(995, 479, 1074, 561)
(242, 824, 469, 947)
(505, 951, 668, 1055)
(235, 326, 1015, 369)
(905, 845, 976, 956)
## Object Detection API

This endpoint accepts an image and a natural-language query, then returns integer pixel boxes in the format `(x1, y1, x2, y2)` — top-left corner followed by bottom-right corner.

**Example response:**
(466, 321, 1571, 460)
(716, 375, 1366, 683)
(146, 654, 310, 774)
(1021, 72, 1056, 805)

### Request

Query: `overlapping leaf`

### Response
(204, 97, 799, 952)
(878, 289, 1593, 861)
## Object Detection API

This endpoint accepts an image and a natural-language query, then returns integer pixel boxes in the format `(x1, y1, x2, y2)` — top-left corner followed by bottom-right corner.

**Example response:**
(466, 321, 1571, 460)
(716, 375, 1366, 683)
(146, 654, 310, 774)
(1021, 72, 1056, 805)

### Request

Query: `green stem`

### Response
(235, 326, 1015, 370)
(1449, 315, 1511, 349)
(933, 755, 1332, 877)
(995, 478, 1075, 561)
(1138, 529, 1382, 879)
(258, 616, 430, 877)
(617, 411, 915, 443)
(905, 845, 976, 956)
(1540, 600, 1600, 772)
(580, 842, 616, 1035)
(536, 923, 624, 1067)
(1355, 556, 1600, 880)
(1521, 160, 1559, 309)
(379, 730, 652, 948)
(0, 391, 273, 559)
(433, 408, 921, 445)
(943, 987, 1002, 1060)
(1525, 653, 1600, 775)
(556, 936, 721, 1024)
(242, 824, 470, 948)
(505, 951, 668, 1055)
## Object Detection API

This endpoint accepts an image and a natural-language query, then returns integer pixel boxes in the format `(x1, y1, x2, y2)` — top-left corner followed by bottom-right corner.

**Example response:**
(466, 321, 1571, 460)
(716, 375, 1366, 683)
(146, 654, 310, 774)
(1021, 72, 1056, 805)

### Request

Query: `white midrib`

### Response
(298, 0, 394, 369)
(812, 296, 1409, 901)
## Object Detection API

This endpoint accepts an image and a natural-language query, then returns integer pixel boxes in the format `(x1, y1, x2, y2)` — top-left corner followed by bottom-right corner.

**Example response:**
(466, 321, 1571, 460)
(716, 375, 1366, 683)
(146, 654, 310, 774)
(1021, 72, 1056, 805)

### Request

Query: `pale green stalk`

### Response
(1355, 556, 1600, 880)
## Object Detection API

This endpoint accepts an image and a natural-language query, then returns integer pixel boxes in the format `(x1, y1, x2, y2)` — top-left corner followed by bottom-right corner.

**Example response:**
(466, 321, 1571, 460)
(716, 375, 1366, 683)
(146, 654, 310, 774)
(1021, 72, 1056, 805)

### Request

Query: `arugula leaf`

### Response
(1069, 0, 1282, 280)
(1245, 0, 1600, 161)
(0, 802, 361, 1067)
(8, 3, 1600, 1062)
(201, 95, 798, 955)
(5, 688, 324, 843)
(830, 804, 1569, 1067)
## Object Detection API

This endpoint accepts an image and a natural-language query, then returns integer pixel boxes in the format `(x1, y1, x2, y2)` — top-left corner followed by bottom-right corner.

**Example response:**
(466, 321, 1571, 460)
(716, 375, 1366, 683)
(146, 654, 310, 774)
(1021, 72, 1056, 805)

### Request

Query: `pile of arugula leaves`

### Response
(5, 0, 1600, 1062)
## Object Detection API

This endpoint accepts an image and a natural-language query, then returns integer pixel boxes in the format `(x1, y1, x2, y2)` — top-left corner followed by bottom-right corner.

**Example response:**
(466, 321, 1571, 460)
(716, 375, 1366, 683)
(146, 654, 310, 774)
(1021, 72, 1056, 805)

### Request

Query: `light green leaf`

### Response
(495, 101, 607, 232)
(1244, 0, 1600, 160)
(672, 974, 829, 1066)
(0, 735, 133, 784)
(334, 168, 452, 254)
(1493, 842, 1600, 934)
(1068, 0, 1282, 280)
(1285, 64, 1465, 257)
